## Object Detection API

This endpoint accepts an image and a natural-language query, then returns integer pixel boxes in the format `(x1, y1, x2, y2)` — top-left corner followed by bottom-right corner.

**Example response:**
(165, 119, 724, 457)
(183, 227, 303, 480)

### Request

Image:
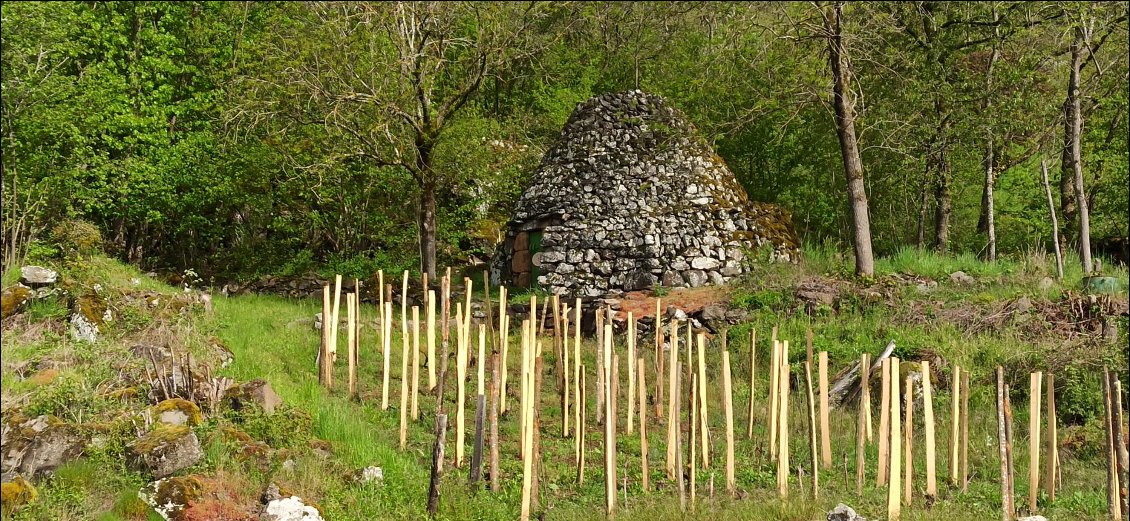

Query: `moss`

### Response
(1, 475, 38, 514)
(153, 399, 203, 426)
(1, 285, 33, 319)
(51, 219, 102, 259)
(74, 292, 107, 326)
(154, 476, 203, 507)
(131, 424, 191, 454)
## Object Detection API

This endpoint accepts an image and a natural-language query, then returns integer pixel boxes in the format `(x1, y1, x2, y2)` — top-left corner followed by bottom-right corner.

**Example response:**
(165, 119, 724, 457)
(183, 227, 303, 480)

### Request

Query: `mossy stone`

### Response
(152, 399, 203, 427)
(1, 285, 32, 320)
(1, 475, 38, 514)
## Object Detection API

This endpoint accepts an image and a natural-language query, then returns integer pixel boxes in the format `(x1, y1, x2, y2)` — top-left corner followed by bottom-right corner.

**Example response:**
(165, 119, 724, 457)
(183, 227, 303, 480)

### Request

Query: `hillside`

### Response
(3, 247, 1127, 520)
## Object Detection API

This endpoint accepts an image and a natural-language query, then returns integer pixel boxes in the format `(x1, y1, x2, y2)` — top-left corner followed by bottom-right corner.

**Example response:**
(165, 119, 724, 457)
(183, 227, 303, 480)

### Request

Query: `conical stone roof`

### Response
(492, 90, 798, 297)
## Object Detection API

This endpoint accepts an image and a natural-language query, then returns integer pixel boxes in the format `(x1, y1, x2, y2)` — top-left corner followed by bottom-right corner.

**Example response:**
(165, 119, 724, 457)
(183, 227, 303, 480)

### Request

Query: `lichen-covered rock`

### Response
(224, 380, 282, 414)
(491, 90, 799, 297)
(129, 424, 203, 478)
(70, 292, 108, 342)
(153, 399, 203, 427)
(138, 475, 204, 521)
(0, 415, 86, 479)
(260, 483, 323, 521)
(19, 266, 58, 287)
(1, 472, 37, 514)
(1, 285, 33, 320)
(826, 503, 866, 521)
(351, 466, 383, 485)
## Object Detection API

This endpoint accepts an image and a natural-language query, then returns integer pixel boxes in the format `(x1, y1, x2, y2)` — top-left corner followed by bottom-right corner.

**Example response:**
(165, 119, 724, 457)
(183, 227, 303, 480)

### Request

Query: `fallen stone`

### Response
(138, 476, 203, 521)
(128, 425, 203, 478)
(0, 415, 86, 480)
(19, 266, 57, 287)
(224, 380, 283, 414)
(949, 271, 976, 285)
(260, 483, 323, 521)
(826, 503, 866, 521)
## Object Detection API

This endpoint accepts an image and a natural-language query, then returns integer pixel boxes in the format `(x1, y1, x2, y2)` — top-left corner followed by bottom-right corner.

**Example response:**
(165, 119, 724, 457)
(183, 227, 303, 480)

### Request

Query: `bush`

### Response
(50, 219, 103, 260)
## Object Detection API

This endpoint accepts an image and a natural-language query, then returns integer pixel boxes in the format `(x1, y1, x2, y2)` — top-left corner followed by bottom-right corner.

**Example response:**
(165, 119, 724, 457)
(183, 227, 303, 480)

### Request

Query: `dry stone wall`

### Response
(492, 90, 799, 297)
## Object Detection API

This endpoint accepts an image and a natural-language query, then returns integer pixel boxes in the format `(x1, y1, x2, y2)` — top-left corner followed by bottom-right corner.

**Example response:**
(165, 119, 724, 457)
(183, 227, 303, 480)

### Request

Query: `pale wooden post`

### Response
(411, 306, 421, 420)
(887, 357, 902, 521)
(961, 369, 970, 492)
(604, 323, 616, 517)
(922, 360, 937, 500)
(562, 307, 570, 438)
(723, 350, 735, 497)
(863, 352, 873, 443)
(666, 320, 680, 479)
(382, 301, 392, 410)
(654, 298, 664, 421)
(997, 366, 1013, 521)
(455, 304, 467, 467)
(690, 372, 698, 508)
(520, 337, 535, 521)
(776, 340, 790, 498)
(1029, 372, 1042, 514)
(330, 274, 342, 369)
(951, 365, 962, 485)
(904, 373, 914, 507)
(856, 353, 867, 495)
(638, 356, 650, 492)
(398, 297, 409, 450)
(819, 351, 831, 468)
(877, 357, 891, 486)
(804, 359, 819, 500)
(347, 293, 357, 398)
(627, 312, 636, 435)
(747, 327, 757, 439)
(696, 333, 709, 467)
(1045, 373, 1057, 500)
(769, 337, 780, 461)
(427, 290, 437, 392)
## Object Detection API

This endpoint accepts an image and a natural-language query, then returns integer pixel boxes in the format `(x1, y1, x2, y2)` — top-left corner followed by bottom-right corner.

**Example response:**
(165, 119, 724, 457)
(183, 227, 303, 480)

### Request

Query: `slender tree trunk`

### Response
(917, 165, 930, 250)
(981, 11, 1000, 260)
(826, 1, 874, 277)
(932, 117, 952, 253)
(1064, 25, 1093, 274)
(418, 141, 438, 280)
(985, 141, 997, 261)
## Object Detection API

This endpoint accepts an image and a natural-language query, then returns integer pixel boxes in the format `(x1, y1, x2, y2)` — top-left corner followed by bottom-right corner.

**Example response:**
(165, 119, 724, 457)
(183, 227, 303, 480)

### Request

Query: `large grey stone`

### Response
(19, 266, 58, 286)
(1, 415, 86, 479)
(826, 503, 866, 521)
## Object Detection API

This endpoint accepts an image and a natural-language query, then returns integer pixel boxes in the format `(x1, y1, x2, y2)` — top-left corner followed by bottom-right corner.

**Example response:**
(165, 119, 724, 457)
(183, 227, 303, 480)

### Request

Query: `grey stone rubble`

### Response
(826, 503, 866, 521)
(491, 90, 799, 298)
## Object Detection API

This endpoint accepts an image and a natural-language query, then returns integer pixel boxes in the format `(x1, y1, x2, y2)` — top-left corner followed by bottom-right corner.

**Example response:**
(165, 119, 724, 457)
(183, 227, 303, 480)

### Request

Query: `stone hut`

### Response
(491, 90, 799, 298)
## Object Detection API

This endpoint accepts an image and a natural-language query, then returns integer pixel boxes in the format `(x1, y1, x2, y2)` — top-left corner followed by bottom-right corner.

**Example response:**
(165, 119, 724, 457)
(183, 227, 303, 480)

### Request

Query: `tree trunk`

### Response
(985, 140, 996, 261)
(826, 1, 875, 277)
(931, 125, 952, 253)
(917, 166, 930, 250)
(1064, 25, 1093, 274)
(980, 10, 1000, 261)
(418, 142, 438, 280)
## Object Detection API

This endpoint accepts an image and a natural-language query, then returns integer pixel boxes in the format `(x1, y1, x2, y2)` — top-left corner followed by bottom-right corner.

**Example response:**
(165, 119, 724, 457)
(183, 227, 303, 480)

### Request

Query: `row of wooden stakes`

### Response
(314, 270, 1129, 521)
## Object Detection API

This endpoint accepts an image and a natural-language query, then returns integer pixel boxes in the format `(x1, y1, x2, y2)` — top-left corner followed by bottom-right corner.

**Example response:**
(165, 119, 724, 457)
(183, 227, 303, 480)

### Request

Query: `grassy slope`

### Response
(3, 248, 1125, 520)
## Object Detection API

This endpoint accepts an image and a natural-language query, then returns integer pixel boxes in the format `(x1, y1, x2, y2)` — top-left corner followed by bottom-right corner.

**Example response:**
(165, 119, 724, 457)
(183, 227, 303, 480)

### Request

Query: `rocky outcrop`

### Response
(0, 415, 86, 480)
(128, 424, 203, 478)
(70, 292, 109, 342)
(492, 90, 799, 298)
(19, 266, 58, 287)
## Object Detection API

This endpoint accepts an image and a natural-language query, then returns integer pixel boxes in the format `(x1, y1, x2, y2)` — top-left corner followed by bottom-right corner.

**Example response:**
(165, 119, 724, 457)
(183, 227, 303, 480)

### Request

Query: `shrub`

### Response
(50, 219, 103, 260)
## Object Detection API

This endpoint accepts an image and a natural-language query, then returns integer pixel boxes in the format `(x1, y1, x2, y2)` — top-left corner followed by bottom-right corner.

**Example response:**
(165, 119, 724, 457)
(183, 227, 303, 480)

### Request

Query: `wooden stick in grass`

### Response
(347, 293, 357, 398)
(436, 269, 451, 410)
(377, 270, 384, 353)
(596, 304, 605, 424)
(777, 340, 790, 498)
(922, 360, 937, 501)
(951, 365, 962, 485)
(553, 295, 564, 434)
(1005, 383, 1016, 518)
(804, 359, 819, 500)
(904, 373, 914, 507)
(489, 351, 500, 493)
(863, 352, 873, 443)
(562, 306, 570, 438)
(655, 298, 664, 421)
(638, 356, 650, 492)
(604, 323, 616, 517)
(1113, 377, 1129, 521)
(856, 354, 867, 495)
(819, 351, 831, 468)
(321, 284, 330, 387)
(877, 357, 891, 486)
(665, 320, 680, 479)
(399, 299, 410, 449)
(675, 364, 685, 511)
(1103, 366, 1121, 521)
(1029, 371, 1042, 513)
(497, 286, 508, 412)
(887, 357, 902, 521)
(747, 327, 757, 440)
(520, 348, 535, 521)
(769, 338, 780, 461)
(412, 306, 421, 421)
(627, 312, 636, 435)
(381, 301, 392, 409)
(961, 369, 970, 492)
(696, 333, 709, 467)
(1045, 373, 1057, 500)
(428, 290, 437, 392)
(456, 304, 468, 467)
(996, 366, 1012, 521)
(723, 349, 735, 497)
(574, 302, 582, 459)
(579, 367, 587, 485)
(519, 319, 530, 455)
(426, 413, 447, 518)
(691, 371, 698, 508)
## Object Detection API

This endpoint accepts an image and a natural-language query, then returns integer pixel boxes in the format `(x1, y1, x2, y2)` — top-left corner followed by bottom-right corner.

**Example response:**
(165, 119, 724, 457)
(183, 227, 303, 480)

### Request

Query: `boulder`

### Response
(826, 503, 866, 521)
(260, 483, 323, 521)
(795, 280, 837, 314)
(128, 425, 203, 478)
(138, 475, 203, 521)
(152, 399, 203, 427)
(1, 472, 37, 514)
(0, 415, 86, 480)
(1, 285, 33, 320)
(224, 380, 283, 414)
(19, 266, 58, 287)
(949, 271, 976, 285)
(70, 292, 108, 343)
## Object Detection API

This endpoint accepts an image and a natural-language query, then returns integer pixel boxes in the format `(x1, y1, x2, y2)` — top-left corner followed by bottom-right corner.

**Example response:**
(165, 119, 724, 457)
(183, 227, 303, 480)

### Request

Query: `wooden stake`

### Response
(428, 290, 437, 392)
(574, 301, 582, 463)
(696, 333, 709, 467)
(596, 304, 605, 424)
(377, 270, 384, 360)
(1005, 384, 1015, 519)
(777, 340, 790, 498)
(501, 290, 511, 415)
(904, 373, 914, 507)
(1103, 367, 1122, 521)
(723, 350, 735, 497)
(563, 307, 570, 438)
(863, 352, 873, 443)
(856, 354, 866, 495)
(490, 352, 500, 493)
(520, 350, 535, 521)
(997, 366, 1013, 521)
(666, 320, 680, 479)
(426, 413, 447, 518)
(638, 356, 650, 492)
(627, 312, 636, 435)
(769, 337, 780, 461)
(399, 299, 409, 450)
(961, 369, 970, 493)
(748, 327, 757, 440)
(1028, 372, 1042, 513)
(922, 360, 937, 501)
(412, 306, 421, 420)
(330, 274, 342, 364)
(604, 323, 616, 517)
(519, 320, 529, 455)
(320, 284, 330, 387)
(951, 365, 962, 485)
(691, 372, 698, 508)
(478, 325, 486, 398)
(455, 304, 468, 467)
(675, 363, 685, 511)
(1113, 377, 1129, 520)
(1045, 373, 1057, 500)
(888, 357, 902, 521)
(471, 392, 485, 485)
(655, 298, 664, 421)
(878, 357, 891, 486)
(382, 301, 392, 410)
(347, 293, 357, 398)
(804, 359, 819, 500)
(819, 351, 831, 468)
(579, 368, 587, 485)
